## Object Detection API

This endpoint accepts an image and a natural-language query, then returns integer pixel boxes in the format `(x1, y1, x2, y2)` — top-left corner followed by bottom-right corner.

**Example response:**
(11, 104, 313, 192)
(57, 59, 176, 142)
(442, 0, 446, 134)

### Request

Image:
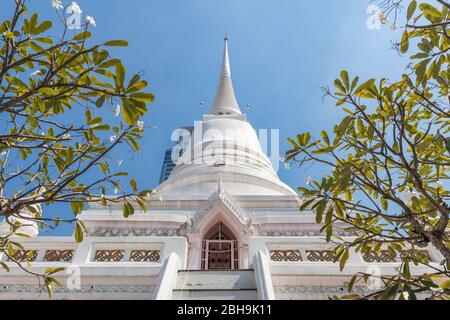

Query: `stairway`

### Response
(172, 269, 258, 300)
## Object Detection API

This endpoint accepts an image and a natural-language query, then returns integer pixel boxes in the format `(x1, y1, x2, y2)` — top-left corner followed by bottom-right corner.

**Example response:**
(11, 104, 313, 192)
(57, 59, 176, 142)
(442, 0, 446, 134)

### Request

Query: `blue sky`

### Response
(2, 0, 410, 235)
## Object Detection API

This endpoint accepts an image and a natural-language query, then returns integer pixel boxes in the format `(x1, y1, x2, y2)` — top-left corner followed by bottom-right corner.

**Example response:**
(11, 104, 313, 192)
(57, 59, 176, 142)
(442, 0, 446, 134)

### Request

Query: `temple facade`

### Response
(0, 39, 441, 300)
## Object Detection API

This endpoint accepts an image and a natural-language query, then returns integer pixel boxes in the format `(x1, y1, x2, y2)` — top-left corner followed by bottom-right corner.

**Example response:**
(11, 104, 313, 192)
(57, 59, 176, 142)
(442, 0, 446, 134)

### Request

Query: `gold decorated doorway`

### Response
(201, 222, 238, 270)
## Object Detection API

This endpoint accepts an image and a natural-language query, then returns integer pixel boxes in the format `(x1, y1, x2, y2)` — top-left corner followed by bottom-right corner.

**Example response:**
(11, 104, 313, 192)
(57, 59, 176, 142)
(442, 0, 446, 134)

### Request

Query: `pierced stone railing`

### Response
(270, 250, 302, 262)
(363, 250, 431, 263)
(8, 250, 38, 262)
(44, 249, 74, 262)
(94, 250, 125, 262)
(130, 250, 161, 262)
(306, 250, 335, 262)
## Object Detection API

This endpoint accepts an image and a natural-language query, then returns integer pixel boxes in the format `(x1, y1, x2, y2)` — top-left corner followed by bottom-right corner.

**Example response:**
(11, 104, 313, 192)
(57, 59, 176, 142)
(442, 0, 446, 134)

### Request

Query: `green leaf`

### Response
(115, 63, 125, 89)
(0, 261, 10, 272)
(440, 279, 450, 289)
(400, 31, 409, 54)
(45, 267, 65, 275)
(74, 221, 84, 243)
(380, 197, 388, 211)
(130, 92, 154, 103)
(104, 40, 128, 46)
(123, 201, 134, 218)
(34, 37, 53, 44)
(321, 130, 330, 145)
(407, 1, 417, 20)
(127, 135, 140, 151)
(73, 31, 92, 41)
(66, 147, 73, 165)
(340, 70, 350, 89)
(91, 124, 110, 131)
(300, 198, 315, 211)
(339, 249, 349, 271)
(34, 21, 52, 34)
(130, 178, 137, 192)
(315, 199, 327, 223)
(382, 283, 399, 300)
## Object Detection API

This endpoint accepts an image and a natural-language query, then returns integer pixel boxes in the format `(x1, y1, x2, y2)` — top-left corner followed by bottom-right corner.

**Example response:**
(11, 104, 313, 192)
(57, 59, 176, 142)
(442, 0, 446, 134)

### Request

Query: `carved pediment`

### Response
(187, 178, 254, 233)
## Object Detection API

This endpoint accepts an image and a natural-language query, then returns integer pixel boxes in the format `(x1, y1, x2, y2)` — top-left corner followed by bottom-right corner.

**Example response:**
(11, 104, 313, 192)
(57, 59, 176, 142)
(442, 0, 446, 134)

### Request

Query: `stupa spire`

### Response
(208, 37, 241, 115)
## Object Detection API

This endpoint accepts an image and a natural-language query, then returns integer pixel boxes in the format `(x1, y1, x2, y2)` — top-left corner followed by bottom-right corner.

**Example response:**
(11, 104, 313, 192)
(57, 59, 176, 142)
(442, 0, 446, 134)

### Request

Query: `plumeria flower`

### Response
(137, 120, 144, 131)
(109, 135, 117, 143)
(51, 0, 63, 10)
(305, 177, 312, 185)
(68, 2, 82, 14)
(114, 105, 121, 117)
(31, 70, 42, 77)
(62, 133, 71, 140)
(402, 187, 418, 206)
(86, 16, 96, 27)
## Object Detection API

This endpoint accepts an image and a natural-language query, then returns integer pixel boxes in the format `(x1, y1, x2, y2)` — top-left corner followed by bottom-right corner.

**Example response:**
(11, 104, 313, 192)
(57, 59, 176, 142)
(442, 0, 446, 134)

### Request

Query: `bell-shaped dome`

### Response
(156, 39, 295, 197)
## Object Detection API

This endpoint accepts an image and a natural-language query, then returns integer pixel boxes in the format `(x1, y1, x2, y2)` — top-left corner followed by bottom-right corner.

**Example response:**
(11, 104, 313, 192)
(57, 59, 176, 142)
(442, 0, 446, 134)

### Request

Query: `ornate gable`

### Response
(187, 178, 254, 234)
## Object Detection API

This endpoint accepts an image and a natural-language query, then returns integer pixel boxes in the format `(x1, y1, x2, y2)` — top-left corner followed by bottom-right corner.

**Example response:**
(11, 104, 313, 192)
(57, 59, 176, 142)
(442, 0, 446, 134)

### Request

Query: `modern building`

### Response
(159, 126, 194, 183)
(159, 149, 176, 183)
(0, 39, 442, 300)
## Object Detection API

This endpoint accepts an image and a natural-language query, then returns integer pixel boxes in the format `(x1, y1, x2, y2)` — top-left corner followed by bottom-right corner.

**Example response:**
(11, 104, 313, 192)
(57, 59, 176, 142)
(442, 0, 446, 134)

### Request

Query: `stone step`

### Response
(175, 269, 256, 290)
(172, 289, 258, 300)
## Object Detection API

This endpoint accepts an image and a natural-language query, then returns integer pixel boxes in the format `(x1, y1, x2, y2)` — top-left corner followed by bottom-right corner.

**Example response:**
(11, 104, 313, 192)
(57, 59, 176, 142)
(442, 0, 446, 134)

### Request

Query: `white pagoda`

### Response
(0, 39, 441, 300)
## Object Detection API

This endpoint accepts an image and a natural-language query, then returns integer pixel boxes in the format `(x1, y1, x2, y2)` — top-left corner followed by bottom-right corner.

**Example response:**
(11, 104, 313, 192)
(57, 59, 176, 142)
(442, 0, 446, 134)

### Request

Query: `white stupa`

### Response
(0, 39, 440, 300)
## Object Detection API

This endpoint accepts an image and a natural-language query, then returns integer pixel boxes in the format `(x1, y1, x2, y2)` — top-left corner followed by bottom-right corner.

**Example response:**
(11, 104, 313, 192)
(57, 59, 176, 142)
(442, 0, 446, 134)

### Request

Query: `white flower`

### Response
(114, 105, 121, 117)
(62, 133, 71, 140)
(51, 0, 63, 10)
(305, 177, 312, 185)
(109, 135, 117, 143)
(113, 187, 118, 195)
(402, 291, 409, 300)
(86, 16, 96, 27)
(31, 70, 42, 77)
(402, 187, 418, 206)
(68, 2, 82, 14)
(284, 162, 290, 170)
(137, 120, 144, 131)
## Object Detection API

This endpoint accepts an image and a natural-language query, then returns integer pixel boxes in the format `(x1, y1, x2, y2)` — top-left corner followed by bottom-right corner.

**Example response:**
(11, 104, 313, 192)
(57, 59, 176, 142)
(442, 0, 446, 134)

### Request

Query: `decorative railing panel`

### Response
(8, 250, 38, 262)
(306, 250, 335, 262)
(270, 250, 302, 262)
(44, 250, 74, 262)
(363, 250, 395, 262)
(364, 250, 430, 263)
(130, 250, 161, 262)
(94, 250, 124, 262)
